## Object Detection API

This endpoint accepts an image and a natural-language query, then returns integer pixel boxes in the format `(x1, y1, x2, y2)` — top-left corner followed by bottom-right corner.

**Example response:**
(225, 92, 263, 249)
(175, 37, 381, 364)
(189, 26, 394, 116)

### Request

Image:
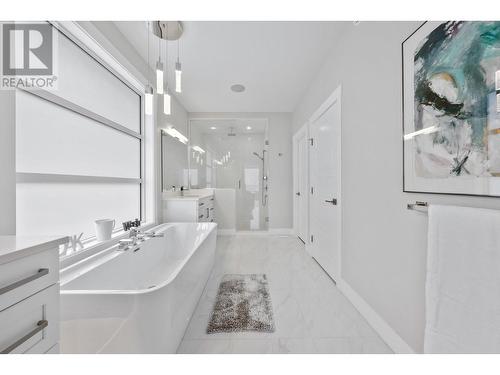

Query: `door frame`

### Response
(292, 122, 309, 243)
(305, 85, 342, 279)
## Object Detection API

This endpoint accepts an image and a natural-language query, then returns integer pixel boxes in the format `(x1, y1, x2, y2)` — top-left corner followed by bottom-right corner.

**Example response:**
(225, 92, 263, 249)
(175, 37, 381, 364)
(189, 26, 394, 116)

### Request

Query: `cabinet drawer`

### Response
(0, 284, 59, 354)
(0, 249, 58, 311)
(198, 197, 213, 208)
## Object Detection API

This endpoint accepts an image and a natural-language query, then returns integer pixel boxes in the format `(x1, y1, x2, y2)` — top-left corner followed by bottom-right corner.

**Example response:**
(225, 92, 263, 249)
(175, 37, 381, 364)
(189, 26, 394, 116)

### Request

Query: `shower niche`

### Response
(188, 118, 269, 231)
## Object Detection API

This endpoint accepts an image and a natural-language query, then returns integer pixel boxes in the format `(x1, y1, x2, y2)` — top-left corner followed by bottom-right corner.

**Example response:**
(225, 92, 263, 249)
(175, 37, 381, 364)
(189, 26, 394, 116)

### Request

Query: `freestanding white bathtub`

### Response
(59, 222, 217, 353)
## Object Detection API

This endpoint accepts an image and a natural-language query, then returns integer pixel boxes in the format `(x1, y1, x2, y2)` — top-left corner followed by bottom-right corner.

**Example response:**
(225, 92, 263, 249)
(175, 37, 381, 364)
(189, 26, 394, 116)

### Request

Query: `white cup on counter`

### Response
(94, 219, 115, 241)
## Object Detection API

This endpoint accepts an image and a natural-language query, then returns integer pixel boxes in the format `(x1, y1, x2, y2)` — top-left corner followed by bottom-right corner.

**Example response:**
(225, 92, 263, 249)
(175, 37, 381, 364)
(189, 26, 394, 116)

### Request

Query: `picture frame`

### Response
(402, 21, 500, 197)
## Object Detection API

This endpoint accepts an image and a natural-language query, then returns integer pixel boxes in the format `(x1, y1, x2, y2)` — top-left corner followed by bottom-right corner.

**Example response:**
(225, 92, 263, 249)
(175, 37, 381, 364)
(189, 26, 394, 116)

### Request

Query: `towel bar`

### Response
(407, 201, 428, 210)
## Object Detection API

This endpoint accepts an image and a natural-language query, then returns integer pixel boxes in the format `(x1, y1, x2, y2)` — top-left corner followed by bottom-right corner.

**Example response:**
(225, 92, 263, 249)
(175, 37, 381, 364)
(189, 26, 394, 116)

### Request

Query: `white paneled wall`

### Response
(16, 91, 140, 179)
(17, 183, 140, 239)
(56, 33, 141, 132)
(15, 23, 142, 241)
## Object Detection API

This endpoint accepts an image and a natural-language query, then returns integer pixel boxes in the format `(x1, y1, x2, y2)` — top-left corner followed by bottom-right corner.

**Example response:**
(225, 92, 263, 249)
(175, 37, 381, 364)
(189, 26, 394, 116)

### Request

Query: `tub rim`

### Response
(60, 222, 217, 295)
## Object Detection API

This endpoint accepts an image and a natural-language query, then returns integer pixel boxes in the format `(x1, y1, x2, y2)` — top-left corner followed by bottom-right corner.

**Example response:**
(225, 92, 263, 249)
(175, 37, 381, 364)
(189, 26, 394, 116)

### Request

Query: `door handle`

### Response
(325, 198, 337, 205)
(296, 192, 301, 196)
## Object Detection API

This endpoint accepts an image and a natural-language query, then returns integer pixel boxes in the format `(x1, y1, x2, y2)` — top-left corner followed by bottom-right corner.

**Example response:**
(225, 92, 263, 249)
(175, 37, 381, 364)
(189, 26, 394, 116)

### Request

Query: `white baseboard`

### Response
(337, 279, 415, 354)
(217, 228, 294, 236)
(235, 230, 269, 236)
(267, 228, 294, 235)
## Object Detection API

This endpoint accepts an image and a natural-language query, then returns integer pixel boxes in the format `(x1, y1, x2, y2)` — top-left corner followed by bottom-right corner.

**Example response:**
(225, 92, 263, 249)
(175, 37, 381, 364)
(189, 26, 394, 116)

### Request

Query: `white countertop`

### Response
(0, 236, 69, 265)
(162, 189, 214, 201)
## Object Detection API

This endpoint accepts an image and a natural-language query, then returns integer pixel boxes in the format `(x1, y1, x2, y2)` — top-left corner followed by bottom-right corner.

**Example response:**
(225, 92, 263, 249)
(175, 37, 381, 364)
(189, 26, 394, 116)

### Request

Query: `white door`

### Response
(293, 125, 309, 243)
(308, 87, 341, 281)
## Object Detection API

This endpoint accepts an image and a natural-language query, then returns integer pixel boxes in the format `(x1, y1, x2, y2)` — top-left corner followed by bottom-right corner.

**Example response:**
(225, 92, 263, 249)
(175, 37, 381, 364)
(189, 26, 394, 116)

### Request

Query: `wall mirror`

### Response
(161, 128, 189, 191)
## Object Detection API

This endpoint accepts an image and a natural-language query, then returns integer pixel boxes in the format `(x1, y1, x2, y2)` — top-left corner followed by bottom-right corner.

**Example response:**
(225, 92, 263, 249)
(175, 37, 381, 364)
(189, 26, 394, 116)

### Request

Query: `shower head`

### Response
(253, 151, 264, 161)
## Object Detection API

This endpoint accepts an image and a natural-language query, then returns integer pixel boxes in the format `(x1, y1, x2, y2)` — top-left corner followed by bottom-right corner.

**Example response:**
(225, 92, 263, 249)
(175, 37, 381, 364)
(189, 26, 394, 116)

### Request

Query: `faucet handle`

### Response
(118, 238, 134, 250)
(122, 221, 130, 231)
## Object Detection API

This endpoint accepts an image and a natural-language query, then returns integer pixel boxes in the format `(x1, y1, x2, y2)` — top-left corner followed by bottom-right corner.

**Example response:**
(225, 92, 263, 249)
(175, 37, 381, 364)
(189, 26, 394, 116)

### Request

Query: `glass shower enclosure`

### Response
(188, 118, 269, 231)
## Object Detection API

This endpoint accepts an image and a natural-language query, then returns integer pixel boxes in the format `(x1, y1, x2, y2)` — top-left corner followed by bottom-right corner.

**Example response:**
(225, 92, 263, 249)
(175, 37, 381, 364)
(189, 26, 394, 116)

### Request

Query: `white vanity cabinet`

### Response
(0, 236, 68, 354)
(163, 192, 216, 223)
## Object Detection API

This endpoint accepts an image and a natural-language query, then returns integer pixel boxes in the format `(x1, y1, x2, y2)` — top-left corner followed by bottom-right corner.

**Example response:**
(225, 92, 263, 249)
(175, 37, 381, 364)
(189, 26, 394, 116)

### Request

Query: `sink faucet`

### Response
(180, 186, 185, 197)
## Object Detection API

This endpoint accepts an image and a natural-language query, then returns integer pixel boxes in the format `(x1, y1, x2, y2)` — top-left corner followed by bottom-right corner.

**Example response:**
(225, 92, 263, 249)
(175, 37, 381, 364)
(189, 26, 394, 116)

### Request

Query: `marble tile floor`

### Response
(177, 234, 392, 354)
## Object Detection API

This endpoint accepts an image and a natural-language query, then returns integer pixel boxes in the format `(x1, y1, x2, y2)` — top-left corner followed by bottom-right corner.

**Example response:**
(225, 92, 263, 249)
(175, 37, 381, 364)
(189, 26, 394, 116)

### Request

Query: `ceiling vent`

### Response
(230, 84, 246, 93)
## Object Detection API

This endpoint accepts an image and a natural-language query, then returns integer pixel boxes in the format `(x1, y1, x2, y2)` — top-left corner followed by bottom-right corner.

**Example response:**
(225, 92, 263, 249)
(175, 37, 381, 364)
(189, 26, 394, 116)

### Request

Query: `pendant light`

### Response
(164, 91, 171, 115)
(163, 32, 171, 115)
(145, 22, 154, 116)
(156, 38, 164, 94)
(175, 35, 182, 93)
(175, 61, 182, 93)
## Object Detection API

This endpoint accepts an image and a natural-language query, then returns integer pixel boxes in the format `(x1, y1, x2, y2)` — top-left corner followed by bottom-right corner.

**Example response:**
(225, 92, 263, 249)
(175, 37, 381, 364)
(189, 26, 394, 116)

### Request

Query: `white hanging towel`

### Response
(425, 205, 500, 353)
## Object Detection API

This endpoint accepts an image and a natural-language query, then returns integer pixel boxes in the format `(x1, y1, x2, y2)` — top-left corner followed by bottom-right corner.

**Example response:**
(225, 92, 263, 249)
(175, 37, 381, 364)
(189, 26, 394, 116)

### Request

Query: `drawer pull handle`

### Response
(1, 319, 48, 354)
(0, 268, 49, 296)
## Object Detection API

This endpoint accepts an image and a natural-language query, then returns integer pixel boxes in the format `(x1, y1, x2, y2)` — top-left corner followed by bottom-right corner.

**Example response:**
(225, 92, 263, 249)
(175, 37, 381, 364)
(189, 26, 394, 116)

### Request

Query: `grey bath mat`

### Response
(207, 274, 275, 334)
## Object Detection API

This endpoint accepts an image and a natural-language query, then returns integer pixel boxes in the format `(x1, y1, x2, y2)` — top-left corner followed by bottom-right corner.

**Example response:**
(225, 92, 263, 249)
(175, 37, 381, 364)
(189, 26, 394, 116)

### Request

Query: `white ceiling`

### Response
(190, 118, 268, 135)
(113, 21, 348, 113)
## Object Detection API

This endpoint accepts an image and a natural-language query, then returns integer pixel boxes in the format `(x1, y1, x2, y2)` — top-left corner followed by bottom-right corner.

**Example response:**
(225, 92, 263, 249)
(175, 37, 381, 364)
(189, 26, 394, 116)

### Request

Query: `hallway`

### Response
(178, 234, 392, 353)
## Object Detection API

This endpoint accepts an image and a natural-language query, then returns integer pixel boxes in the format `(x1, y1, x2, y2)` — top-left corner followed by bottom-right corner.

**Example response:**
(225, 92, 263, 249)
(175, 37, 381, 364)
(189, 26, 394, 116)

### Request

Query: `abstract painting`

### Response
(403, 21, 500, 196)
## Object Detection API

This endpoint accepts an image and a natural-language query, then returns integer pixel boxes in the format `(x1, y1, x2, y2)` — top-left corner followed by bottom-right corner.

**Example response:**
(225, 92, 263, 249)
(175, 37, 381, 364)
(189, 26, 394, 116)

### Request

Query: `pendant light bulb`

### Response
(164, 90, 171, 115)
(175, 61, 182, 93)
(156, 61, 164, 94)
(145, 84, 154, 116)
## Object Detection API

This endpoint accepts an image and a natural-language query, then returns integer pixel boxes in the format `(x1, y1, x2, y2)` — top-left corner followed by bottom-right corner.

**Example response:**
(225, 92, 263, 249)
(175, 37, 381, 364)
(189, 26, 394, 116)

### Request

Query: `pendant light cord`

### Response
(147, 22, 150, 87)
(165, 23, 168, 91)
(176, 22, 180, 64)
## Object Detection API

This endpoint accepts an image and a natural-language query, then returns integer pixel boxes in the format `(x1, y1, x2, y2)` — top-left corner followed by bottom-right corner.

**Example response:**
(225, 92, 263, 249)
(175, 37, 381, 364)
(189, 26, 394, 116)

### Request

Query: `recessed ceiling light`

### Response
(210, 126, 217, 130)
(231, 84, 245, 93)
(246, 126, 252, 130)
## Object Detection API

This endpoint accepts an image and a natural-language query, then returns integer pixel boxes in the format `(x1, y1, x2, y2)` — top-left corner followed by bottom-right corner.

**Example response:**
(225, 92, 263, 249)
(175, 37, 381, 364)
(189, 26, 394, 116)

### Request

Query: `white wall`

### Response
(267, 113, 293, 230)
(293, 21, 500, 352)
(190, 113, 293, 230)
